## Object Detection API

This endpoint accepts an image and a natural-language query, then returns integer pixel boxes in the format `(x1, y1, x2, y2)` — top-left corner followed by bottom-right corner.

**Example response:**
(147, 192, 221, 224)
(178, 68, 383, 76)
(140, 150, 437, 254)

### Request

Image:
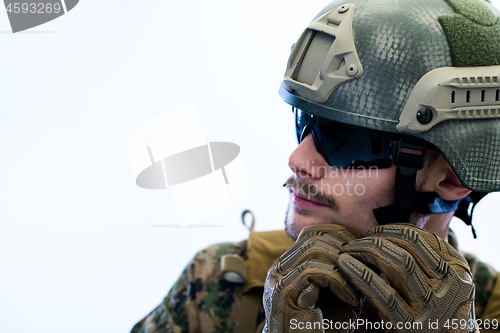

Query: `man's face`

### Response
(284, 133, 396, 239)
(284, 133, 470, 240)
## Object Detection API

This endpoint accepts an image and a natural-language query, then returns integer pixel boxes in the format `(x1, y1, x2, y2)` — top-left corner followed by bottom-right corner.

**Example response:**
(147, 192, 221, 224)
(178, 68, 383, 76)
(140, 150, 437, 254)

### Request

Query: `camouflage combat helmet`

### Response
(279, 0, 500, 228)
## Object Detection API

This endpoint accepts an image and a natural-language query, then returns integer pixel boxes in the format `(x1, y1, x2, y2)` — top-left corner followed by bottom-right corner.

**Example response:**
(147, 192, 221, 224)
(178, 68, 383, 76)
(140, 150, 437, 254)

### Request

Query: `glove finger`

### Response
(338, 252, 476, 332)
(367, 225, 450, 278)
(297, 282, 320, 309)
(267, 234, 353, 298)
(337, 253, 413, 324)
(267, 261, 361, 333)
(277, 239, 342, 275)
(297, 224, 358, 243)
(343, 237, 432, 310)
(280, 227, 346, 263)
(279, 260, 361, 308)
(369, 224, 474, 282)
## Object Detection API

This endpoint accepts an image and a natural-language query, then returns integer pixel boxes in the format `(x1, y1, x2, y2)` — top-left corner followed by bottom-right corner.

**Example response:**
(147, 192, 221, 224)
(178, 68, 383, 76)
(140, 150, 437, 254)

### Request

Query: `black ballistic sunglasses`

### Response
(294, 108, 394, 169)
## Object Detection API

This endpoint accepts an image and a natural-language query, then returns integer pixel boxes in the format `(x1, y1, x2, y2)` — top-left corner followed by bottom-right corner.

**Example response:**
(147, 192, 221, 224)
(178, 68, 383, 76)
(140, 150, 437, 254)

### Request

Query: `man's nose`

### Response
(288, 133, 329, 179)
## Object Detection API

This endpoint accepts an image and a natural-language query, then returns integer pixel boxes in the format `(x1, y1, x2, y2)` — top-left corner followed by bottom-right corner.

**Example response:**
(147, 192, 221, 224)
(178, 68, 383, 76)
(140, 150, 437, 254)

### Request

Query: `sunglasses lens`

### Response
(295, 108, 310, 142)
(295, 109, 393, 168)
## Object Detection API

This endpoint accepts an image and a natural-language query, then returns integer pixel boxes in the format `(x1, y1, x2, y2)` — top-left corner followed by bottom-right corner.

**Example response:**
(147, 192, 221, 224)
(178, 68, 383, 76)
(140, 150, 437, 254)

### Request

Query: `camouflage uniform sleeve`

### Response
(131, 240, 247, 333)
(462, 252, 499, 319)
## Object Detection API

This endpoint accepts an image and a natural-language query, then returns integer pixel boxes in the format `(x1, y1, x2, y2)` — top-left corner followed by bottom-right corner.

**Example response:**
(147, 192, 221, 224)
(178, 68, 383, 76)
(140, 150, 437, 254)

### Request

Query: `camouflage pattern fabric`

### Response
(463, 252, 499, 319)
(131, 241, 248, 333)
(448, 230, 499, 320)
(131, 232, 499, 333)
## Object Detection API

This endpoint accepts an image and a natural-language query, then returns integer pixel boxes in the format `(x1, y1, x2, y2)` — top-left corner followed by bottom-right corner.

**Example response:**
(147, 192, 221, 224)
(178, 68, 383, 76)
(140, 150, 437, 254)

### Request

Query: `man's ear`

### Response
(434, 171, 472, 201)
(418, 153, 472, 201)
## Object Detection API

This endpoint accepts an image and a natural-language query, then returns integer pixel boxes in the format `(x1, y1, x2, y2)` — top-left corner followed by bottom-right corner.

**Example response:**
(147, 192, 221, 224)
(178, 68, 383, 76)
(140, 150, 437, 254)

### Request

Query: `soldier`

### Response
(131, 0, 500, 332)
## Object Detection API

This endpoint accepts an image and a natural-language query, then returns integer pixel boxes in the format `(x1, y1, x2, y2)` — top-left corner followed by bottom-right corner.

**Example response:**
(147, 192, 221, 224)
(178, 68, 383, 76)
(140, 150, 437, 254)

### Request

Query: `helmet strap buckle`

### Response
(374, 137, 427, 224)
(393, 137, 427, 176)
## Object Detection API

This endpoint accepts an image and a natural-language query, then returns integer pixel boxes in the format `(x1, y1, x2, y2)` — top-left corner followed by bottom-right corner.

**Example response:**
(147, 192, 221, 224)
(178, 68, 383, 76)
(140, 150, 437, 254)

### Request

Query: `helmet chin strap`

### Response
(373, 137, 481, 238)
(453, 191, 488, 239)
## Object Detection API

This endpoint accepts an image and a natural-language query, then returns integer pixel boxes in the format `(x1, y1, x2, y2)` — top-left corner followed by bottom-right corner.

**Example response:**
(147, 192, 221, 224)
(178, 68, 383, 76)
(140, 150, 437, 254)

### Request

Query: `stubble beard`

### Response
(283, 149, 441, 239)
(283, 175, 341, 240)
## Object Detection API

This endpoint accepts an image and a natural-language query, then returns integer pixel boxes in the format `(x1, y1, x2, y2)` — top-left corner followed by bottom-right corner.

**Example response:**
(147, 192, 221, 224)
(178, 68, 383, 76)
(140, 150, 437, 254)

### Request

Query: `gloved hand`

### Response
(262, 224, 362, 333)
(337, 224, 476, 333)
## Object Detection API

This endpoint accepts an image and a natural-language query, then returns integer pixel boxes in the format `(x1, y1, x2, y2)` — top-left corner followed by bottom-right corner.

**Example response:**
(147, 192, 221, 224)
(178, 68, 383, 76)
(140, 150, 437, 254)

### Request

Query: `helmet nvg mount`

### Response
(280, 0, 500, 231)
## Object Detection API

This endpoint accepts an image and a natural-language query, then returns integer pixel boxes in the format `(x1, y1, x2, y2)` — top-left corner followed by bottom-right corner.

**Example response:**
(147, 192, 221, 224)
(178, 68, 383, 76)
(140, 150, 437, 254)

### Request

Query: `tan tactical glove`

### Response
(337, 224, 477, 333)
(263, 224, 362, 333)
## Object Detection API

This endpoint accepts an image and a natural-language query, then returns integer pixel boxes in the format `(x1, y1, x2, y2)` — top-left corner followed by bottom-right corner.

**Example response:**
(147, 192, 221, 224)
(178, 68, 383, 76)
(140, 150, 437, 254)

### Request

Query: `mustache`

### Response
(283, 176, 339, 211)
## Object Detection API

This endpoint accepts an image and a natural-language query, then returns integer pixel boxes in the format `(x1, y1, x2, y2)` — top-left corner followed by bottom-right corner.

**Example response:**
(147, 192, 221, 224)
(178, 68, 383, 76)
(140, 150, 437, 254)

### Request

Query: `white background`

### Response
(0, 1, 499, 332)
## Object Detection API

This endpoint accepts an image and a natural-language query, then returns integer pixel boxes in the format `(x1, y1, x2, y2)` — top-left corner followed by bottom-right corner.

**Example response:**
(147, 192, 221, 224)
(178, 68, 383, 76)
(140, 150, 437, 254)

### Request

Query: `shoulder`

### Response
(181, 238, 248, 288)
(130, 240, 249, 333)
(192, 240, 247, 270)
(189, 240, 247, 280)
(183, 240, 249, 332)
(185, 240, 248, 292)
